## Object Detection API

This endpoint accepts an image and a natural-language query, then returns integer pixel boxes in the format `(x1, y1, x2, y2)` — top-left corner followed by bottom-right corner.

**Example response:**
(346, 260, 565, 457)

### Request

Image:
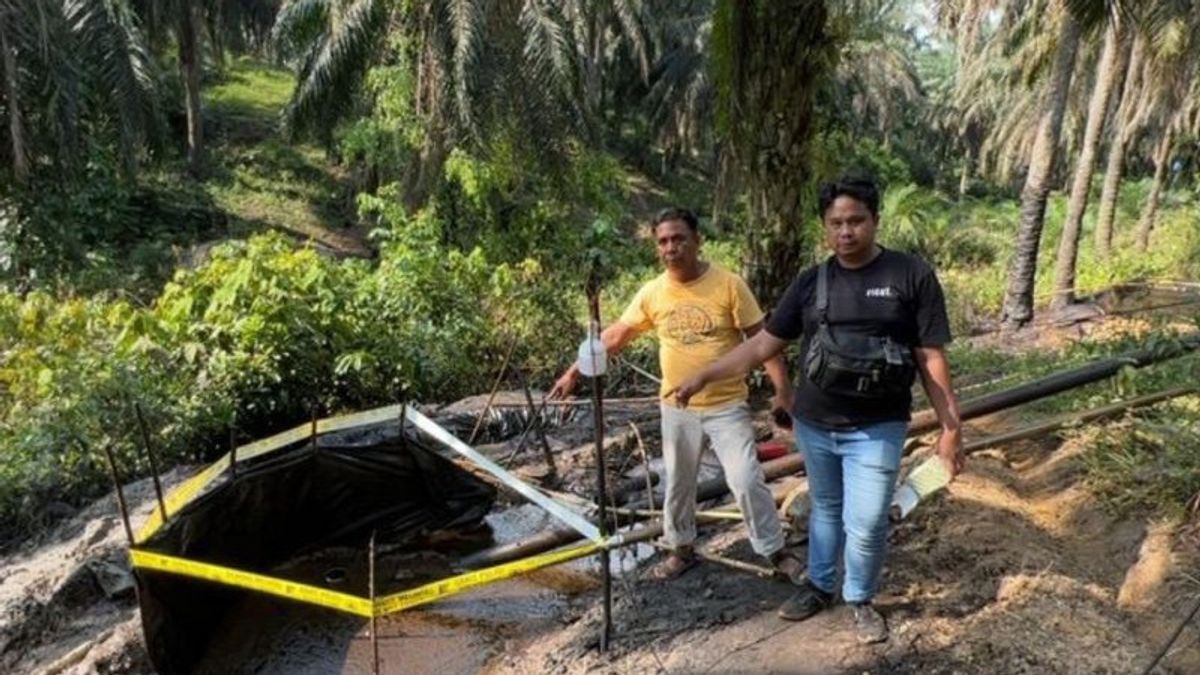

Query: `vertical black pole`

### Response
(93, 440, 135, 547)
(369, 529, 380, 675)
(586, 283, 612, 652)
(311, 405, 320, 451)
(133, 403, 168, 523)
(229, 421, 238, 480)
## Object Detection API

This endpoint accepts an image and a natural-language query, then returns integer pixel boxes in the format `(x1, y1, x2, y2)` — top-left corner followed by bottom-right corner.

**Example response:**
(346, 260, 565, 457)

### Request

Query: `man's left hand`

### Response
(936, 428, 965, 479)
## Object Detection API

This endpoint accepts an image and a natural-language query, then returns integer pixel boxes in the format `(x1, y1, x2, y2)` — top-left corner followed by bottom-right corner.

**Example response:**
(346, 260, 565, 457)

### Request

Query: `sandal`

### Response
(649, 546, 699, 580)
(769, 548, 806, 586)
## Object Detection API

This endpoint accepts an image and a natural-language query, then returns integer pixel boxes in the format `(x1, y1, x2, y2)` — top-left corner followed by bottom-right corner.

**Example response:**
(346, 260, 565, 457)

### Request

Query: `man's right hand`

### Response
(673, 374, 708, 408)
(549, 368, 579, 399)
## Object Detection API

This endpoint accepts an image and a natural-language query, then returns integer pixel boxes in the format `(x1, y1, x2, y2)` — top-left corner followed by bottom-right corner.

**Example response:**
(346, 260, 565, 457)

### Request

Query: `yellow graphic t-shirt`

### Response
(618, 264, 765, 410)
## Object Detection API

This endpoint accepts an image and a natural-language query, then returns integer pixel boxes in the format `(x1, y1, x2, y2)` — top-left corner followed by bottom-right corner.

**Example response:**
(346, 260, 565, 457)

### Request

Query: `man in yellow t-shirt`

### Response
(550, 208, 800, 581)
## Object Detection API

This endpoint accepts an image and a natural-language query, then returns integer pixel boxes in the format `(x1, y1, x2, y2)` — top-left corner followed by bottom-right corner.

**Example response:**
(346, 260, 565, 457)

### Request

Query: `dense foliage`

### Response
(3, 1, 1200, 543)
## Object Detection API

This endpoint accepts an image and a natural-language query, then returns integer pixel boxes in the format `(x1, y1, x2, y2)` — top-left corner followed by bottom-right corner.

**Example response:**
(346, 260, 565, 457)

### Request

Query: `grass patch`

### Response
(205, 58, 295, 120)
(1080, 403, 1200, 517)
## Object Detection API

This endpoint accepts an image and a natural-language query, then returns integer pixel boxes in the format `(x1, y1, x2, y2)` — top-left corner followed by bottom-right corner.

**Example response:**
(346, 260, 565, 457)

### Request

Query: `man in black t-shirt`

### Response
(674, 177, 964, 645)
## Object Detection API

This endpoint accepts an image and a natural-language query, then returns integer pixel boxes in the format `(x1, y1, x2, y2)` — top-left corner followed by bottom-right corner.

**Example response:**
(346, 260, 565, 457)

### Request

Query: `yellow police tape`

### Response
(373, 539, 603, 615)
(129, 539, 605, 618)
(129, 549, 374, 617)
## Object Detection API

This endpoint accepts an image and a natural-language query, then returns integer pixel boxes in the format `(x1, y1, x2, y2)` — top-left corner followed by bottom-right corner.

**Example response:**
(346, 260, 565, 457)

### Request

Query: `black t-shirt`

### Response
(765, 248, 952, 428)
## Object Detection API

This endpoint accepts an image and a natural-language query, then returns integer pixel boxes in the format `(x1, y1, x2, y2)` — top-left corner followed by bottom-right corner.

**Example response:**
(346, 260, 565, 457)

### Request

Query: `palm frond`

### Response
(447, 0, 483, 140)
(281, 0, 387, 139)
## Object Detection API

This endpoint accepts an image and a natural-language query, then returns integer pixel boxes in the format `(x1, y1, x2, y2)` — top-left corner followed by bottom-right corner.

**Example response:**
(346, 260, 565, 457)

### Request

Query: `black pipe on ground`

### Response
(462, 336, 1200, 569)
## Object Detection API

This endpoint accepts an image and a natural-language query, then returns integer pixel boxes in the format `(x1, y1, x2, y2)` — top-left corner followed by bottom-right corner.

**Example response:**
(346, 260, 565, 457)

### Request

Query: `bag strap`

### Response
(815, 260, 830, 325)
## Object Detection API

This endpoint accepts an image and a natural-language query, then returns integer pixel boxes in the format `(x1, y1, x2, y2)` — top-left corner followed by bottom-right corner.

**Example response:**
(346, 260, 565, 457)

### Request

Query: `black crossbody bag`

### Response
(803, 261, 917, 398)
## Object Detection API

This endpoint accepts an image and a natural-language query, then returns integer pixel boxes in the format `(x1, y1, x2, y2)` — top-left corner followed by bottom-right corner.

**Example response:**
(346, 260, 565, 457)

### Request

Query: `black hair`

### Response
(653, 207, 700, 233)
(817, 177, 880, 217)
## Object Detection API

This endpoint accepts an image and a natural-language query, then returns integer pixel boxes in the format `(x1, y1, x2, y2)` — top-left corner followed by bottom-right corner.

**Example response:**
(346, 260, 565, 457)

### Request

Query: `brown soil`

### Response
(489, 424, 1200, 674)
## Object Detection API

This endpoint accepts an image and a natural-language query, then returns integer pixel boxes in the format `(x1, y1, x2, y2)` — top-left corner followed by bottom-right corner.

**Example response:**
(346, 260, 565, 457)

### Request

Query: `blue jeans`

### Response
(794, 418, 906, 604)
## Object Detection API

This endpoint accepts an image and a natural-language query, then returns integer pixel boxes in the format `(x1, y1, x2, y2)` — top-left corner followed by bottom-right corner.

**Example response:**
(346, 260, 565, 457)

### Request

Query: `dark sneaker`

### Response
(769, 548, 805, 586)
(850, 602, 888, 644)
(777, 580, 834, 621)
(649, 546, 698, 580)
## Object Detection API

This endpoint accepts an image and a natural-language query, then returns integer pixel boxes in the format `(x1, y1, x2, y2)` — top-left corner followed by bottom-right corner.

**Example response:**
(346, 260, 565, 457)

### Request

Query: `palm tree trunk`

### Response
(1093, 36, 1146, 260)
(1049, 22, 1127, 310)
(1093, 135, 1128, 260)
(1135, 126, 1174, 251)
(178, 0, 204, 174)
(958, 148, 972, 199)
(715, 0, 833, 303)
(0, 12, 29, 184)
(1000, 14, 1081, 330)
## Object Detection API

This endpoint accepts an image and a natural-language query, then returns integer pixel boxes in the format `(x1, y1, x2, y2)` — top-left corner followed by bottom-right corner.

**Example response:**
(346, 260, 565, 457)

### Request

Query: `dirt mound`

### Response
(0, 469, 191, 675)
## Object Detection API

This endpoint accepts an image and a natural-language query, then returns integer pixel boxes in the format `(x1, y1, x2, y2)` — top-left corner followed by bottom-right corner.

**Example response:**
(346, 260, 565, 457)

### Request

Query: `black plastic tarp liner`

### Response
(134, 424, 496, 674)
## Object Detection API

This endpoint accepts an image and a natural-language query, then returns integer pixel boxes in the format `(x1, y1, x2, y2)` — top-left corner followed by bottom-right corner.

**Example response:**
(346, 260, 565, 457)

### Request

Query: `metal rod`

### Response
(93, 440, 135, 547)
(369, 530, 380, 675)
(517, 370, 557, 478)
(629, 422, 656, 520)
(229, 422, 237, 480)
(619, 359, 662, 384)
(311, 405, 320, 449)
(133, 403, 167, 523)
(650, 541, 775, 579)
(468, 336, 520, 445)
(503, 392, 552, 467)
(585, 285, 612, 653)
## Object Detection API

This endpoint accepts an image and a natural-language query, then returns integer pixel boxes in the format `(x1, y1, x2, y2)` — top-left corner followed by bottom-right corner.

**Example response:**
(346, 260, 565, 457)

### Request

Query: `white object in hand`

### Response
(890, 456, 951, 521)
(576, 329, 607, 377)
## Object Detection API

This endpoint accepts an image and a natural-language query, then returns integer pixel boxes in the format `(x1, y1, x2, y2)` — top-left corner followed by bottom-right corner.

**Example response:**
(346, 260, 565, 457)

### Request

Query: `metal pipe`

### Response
(133, 403, 167, 523)
(910, 335, 1200, 435)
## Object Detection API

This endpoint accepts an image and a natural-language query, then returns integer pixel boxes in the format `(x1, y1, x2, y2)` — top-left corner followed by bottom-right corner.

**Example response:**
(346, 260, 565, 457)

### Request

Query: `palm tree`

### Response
(0, 0, 161, 184)
(1091, 3, 1199, 258)
(1092, 34, 1147, 260)
(1049, 15, 1128, 310)
(272, 0, 648, 145)
(999, 6, 1081, 330)
(711, 0, 835, 302)
(1135, 22, 1200, 250)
